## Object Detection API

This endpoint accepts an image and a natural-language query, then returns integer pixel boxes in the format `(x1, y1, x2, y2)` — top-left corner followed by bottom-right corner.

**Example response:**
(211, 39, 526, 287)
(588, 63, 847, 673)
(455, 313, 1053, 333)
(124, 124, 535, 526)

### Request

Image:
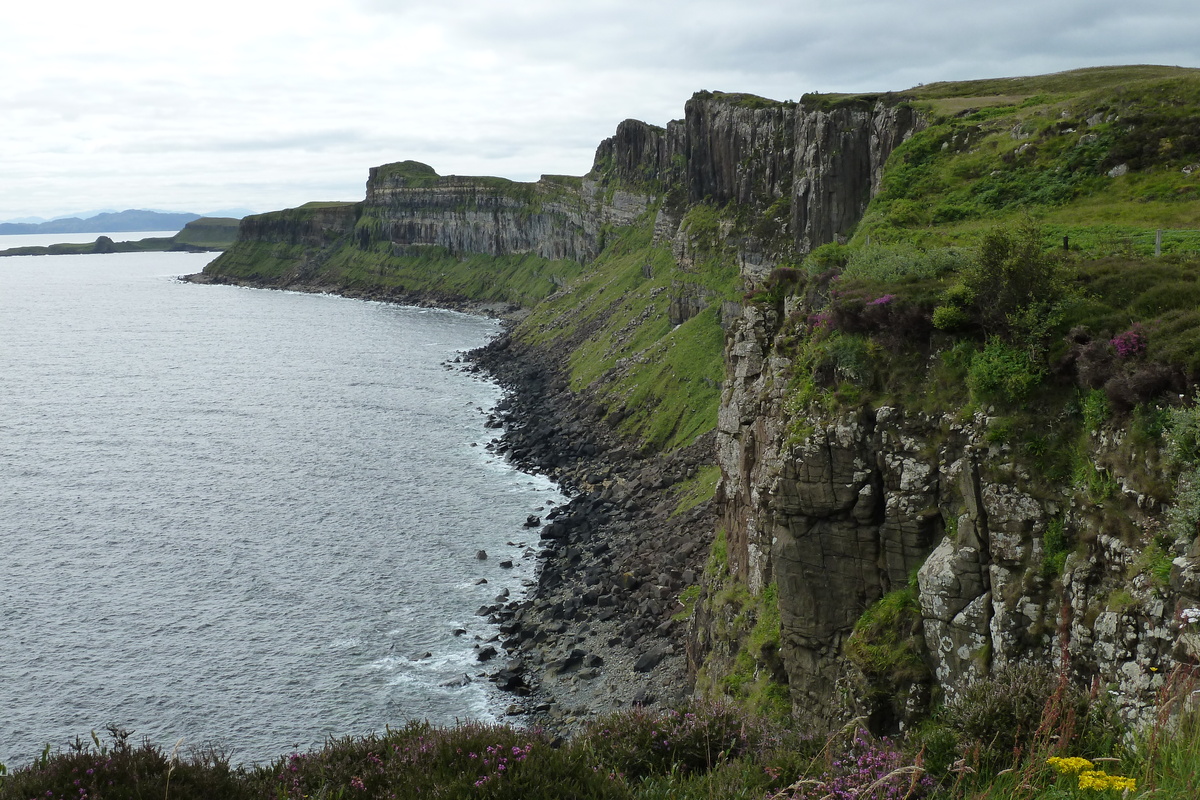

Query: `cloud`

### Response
(1, 0, 1197, 219)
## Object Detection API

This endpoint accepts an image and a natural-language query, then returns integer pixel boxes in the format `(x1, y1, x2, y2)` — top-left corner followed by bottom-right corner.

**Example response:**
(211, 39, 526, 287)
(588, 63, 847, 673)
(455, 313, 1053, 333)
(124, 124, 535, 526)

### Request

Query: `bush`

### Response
(944, 219, 1071, 346)
(259, 721, 624, 800)
(773, 729, 933, 799)
(578, 701, 771, 782)
(967, 339, 1043, 405)
(941, 664, 1066, 772)
(0, 726, 256, 800)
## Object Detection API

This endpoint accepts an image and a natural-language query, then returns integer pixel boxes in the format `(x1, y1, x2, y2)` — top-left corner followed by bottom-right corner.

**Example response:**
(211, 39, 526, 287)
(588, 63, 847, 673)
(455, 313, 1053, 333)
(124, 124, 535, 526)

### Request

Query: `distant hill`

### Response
(0, 209, 202, 235)
(0, 217, 240, 256)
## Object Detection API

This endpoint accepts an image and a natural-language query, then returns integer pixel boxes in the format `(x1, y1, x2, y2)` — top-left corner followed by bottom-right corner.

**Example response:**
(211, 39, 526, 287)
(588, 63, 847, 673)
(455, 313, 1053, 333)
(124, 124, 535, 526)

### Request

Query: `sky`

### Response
(3, 0, 1197, 221)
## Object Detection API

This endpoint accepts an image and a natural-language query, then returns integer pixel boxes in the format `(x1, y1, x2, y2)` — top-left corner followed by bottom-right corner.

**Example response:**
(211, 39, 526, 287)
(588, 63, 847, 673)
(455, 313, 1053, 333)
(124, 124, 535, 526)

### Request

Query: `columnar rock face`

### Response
(715, 299, 1200, 731)
(593, 94, 924, 257)
(362, 167, 607, 262)
(235, 203, 360, 247)
(791, 102, 921, 253)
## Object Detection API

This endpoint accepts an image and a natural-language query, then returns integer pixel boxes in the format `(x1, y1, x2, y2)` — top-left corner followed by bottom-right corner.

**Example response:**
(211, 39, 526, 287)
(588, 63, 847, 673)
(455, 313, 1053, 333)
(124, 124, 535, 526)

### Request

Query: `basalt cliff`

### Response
(195, 65, 1200, 734)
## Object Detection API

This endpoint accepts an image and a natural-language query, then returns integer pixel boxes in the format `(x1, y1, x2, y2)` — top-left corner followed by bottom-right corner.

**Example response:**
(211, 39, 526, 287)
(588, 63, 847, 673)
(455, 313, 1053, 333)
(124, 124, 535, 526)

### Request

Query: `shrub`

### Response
(1103, 363, 1179, 412)
(1111, 324, 1148, 358)
(941, 664, 1067, 772)
(932, 304, 969, 331)
(774, 729, 933, 799)
(948, 219, 1071, 346)
(0, 726, 256, 800)
(259, 721, 624, 800)
(967, 339, 1043, 406)
(803, 242, 850, 275)
(578, 701, 771, 782)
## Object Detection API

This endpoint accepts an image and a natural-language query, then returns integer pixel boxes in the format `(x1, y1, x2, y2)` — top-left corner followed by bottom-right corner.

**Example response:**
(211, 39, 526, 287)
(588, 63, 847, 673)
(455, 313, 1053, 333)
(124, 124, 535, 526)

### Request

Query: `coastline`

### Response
(181, 272, 533, 323)
(463, 331, 715, 733)
(183, 271, 716, 733)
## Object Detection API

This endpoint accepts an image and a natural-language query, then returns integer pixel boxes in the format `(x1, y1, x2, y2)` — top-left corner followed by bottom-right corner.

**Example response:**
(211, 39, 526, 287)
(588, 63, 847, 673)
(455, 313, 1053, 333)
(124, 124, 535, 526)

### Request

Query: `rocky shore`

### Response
(182, 272, 534, 323)
(460, 331, 716, 733)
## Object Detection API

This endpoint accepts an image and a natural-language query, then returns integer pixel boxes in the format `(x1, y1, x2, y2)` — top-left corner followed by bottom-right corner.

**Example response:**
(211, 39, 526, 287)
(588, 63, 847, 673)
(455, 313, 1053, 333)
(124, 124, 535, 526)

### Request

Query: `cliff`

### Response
(193, 65, 1200, 735)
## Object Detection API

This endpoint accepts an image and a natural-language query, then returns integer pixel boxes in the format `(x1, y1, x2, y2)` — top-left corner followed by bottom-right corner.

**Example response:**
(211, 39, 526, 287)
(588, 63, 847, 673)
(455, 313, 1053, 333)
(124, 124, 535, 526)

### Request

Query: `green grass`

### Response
(844, 579, 926, 681)
(671, 464, 722, 517)
(205, 238, 581, 308)
(851, 68, 1200, 254)
(517, 208, 740, 450)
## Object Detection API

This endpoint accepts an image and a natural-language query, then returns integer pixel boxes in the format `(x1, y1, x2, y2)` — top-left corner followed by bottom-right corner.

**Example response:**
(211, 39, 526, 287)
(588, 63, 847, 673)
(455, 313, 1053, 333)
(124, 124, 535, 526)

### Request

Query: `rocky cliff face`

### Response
(359, 165, 652, 263)
(593, 94, 923, 271)
(715, 298, 1200, 732)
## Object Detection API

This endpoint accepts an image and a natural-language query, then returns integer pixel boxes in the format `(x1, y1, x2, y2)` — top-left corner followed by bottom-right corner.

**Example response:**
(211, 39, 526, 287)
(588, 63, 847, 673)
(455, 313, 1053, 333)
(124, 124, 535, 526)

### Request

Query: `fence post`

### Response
(1156, 229, 1163, 257)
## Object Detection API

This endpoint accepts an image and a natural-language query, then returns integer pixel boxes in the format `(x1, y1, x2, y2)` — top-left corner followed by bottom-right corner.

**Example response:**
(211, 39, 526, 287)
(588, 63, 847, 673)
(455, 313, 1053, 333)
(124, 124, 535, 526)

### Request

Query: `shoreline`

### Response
(184, 272, 716, 733)
(461, 331, 715, 733)
(181, 272, 533, 323)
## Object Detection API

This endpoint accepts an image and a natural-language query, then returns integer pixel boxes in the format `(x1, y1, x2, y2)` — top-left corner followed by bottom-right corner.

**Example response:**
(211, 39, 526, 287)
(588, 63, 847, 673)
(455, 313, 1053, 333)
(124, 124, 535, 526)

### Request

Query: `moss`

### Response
(1042, 517, 1070, 580)
(695, 582, 790, 722)
(844, 582, 927, 682)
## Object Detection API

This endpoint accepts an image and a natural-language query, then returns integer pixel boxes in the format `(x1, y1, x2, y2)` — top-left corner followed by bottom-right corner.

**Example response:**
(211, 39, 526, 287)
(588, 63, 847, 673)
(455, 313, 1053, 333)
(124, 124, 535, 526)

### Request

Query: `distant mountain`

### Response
(0, 209, 201, 235)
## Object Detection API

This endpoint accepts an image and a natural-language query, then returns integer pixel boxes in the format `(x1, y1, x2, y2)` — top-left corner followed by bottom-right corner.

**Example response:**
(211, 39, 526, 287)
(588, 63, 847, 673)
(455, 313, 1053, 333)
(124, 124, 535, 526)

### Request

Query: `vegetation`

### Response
(5, 671, 1200, 799)
(517, 205, 740, 450)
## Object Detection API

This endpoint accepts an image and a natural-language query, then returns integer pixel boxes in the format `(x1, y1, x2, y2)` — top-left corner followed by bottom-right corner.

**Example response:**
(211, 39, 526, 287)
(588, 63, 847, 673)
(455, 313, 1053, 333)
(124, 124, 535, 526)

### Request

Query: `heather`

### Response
(5, 680, 1200, 800)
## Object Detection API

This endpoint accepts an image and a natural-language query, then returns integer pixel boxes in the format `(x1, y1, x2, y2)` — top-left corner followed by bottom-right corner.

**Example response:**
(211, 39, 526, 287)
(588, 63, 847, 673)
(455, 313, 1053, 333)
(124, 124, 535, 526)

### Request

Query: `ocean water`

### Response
(0, 252, 560, 767)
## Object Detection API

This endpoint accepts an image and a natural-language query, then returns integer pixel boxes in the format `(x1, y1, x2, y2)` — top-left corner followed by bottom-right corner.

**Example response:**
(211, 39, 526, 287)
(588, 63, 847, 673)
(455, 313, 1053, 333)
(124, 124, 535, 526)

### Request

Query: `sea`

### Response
(0, 236, 562, 768)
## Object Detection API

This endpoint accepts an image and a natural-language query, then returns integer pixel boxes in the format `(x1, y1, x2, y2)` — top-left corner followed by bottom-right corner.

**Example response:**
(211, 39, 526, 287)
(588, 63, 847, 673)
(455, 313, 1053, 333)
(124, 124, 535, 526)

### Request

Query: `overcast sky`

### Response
(3, 0, 1196, 221)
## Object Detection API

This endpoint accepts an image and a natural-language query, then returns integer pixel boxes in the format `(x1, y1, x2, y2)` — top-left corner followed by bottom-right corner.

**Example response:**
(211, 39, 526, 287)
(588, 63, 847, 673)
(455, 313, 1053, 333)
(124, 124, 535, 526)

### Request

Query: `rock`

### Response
(476, 550, 488, 560)
(476, 645, 499, 662)
(633, 646, 667, 672)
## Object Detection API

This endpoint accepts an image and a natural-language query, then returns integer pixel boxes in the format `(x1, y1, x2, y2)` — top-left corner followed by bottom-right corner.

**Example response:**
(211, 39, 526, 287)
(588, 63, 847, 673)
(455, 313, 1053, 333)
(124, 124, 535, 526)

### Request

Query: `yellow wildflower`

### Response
(1047, 756, 1094, 774)
(1077, 768, 1137, 793)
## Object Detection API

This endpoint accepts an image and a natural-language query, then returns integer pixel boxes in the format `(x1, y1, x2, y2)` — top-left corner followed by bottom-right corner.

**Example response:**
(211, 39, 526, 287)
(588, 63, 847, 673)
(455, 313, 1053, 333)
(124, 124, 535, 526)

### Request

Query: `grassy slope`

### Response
(517, 205, 741, 451)
(859, 66, 1200, 249)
